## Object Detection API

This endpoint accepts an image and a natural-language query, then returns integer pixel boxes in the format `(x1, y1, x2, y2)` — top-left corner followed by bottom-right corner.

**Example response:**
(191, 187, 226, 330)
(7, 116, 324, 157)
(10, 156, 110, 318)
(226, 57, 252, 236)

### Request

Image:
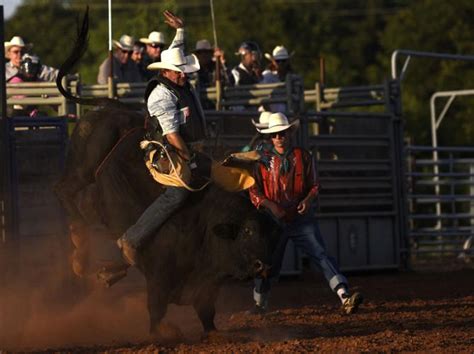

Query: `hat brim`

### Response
(259, 119, 300, 134)
(140, 38, 165, 45)
(147, 54, 200, 73)
(264, 53, 291, 61)
(113, 40, 134, 51)
(251, 118, 268, 129)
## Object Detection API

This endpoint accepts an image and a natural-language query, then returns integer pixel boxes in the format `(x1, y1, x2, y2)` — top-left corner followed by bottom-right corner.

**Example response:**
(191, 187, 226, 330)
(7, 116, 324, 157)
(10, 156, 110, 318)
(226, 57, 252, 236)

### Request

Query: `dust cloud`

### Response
(0, 248, 149, 351)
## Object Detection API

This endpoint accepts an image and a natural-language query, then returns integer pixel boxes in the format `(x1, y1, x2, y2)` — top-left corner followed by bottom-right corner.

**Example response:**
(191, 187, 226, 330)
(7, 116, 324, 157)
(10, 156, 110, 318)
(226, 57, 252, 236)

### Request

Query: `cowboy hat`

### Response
(140, 31, 166, 45)
(252, 111, 272, 132)
(113, 34, 135, 51)
(147, 47, 200, 73)
(194, 39, 213, 52)
(235, 41, 261, 56)
(264, 45, 291, 61)
(4, 36, 31, 50)
(259, 112, 299, 134)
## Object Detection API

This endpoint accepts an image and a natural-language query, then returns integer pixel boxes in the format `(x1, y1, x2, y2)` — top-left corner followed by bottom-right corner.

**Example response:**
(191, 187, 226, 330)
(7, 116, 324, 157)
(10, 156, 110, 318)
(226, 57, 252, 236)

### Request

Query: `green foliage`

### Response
(5, 0, 474, 145)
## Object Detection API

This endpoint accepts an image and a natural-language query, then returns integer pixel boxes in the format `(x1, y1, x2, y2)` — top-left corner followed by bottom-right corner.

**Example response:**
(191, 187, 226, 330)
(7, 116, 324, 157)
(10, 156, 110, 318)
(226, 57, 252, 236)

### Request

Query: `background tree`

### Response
(5, 0, 474, 144)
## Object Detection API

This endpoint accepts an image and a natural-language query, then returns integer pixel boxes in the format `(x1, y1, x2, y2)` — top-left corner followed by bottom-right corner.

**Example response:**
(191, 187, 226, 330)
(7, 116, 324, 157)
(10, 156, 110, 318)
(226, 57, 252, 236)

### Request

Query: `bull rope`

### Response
(143, 140, 211, 192)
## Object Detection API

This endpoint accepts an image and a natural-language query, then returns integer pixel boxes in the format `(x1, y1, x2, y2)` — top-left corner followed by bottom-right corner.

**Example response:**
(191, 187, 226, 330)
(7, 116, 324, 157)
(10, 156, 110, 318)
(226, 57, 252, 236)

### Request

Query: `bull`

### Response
(54, 9, 278, 339)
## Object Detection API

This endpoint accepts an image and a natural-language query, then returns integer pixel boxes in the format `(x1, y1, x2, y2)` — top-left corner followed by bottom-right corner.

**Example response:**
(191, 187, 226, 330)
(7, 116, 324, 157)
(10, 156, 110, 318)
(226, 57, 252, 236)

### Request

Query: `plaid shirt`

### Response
(249, 147, 320, 221)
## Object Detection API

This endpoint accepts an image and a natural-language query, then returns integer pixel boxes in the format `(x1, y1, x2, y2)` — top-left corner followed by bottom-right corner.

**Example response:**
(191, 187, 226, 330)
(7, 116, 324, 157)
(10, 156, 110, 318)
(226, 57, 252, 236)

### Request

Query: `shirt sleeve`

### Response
(169, 28, 185, 50)
(97, 58, 109, 84)
(147, 86, 180, 135)
(249, 163, 267, 209)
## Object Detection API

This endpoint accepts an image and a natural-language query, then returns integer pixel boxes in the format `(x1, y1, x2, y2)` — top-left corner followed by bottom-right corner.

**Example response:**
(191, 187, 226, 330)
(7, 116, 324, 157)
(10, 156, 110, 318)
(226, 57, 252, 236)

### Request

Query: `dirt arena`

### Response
(0, 261, 473, 353)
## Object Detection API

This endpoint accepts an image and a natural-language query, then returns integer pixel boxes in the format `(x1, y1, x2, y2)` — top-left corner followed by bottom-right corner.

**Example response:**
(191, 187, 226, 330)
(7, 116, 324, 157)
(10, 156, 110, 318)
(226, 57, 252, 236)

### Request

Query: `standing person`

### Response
(140, 31, 166, 65)
(248, 112, 363, 315)
(192, 39, 230, 109)
(230, 41, 262, 86)
(116, 45, 207, 266)
(97, 34, 142, 84)
(262, 45, 293, 84)
(261, 45, 294, 113)
(4, 36, 57, 82)
(193, 39, 229, 88)
(140, 10, 186, 81)
(131, 41, 147, 81)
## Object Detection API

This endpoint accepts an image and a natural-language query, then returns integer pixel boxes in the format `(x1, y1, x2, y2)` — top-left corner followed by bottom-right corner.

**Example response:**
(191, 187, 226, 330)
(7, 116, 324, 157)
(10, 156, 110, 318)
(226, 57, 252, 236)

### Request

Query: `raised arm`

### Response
(164, 10, 185, 50)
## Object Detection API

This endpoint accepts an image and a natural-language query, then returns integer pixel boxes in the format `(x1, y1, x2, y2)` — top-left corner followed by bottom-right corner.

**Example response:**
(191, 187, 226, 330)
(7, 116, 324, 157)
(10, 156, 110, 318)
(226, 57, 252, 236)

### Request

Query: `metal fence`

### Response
(406, 145, 474, 257)
(2, 76, 411, 272)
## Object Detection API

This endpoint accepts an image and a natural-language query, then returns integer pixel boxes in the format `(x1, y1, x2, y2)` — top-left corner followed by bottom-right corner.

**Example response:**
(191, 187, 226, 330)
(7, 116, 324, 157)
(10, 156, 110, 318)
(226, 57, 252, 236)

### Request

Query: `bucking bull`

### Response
(54, 9, 279, 339)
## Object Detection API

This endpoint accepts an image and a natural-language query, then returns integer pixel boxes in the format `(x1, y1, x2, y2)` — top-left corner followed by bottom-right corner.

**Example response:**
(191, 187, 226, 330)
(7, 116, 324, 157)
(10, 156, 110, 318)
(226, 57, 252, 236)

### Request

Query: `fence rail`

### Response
(406, 145, 474, 257)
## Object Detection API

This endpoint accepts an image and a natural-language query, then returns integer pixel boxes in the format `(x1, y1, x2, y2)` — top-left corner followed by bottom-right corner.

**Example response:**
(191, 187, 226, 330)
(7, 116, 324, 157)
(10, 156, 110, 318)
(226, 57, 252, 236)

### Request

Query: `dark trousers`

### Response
(122, 186, 190, 248)
(253, 214, 347, 305)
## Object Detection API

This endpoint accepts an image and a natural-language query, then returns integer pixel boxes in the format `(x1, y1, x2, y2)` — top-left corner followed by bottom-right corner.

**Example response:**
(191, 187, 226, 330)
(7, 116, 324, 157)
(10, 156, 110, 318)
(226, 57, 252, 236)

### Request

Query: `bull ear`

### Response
(213, 223, 239, 240)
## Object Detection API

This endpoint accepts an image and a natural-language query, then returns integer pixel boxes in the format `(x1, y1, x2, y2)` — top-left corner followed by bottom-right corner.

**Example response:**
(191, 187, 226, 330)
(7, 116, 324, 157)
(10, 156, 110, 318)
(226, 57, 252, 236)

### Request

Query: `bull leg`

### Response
(146, 276, 170, 336)
(54, 173, 89, 226)
(193, 283, 220, 335)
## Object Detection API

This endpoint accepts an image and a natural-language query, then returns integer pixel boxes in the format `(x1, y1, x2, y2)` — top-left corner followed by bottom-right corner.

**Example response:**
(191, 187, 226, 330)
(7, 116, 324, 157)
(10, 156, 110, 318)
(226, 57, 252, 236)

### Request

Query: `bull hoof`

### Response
(71, 248, 90, 277)
(96, 268, 127, 287)
(152, 322, 184, 344)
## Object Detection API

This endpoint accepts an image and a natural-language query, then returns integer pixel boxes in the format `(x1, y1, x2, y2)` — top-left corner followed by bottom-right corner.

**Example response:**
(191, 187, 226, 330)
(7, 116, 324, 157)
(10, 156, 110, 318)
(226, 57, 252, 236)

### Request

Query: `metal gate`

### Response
(5, 117, 69, 275)
(406, 145, 474, 258)
(301, 80, 408, 270)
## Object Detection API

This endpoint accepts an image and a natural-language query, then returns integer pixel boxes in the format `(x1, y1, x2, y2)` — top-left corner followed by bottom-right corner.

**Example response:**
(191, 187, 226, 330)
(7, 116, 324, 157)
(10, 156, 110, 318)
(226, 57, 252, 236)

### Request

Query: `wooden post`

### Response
(215, 57, 222, 111)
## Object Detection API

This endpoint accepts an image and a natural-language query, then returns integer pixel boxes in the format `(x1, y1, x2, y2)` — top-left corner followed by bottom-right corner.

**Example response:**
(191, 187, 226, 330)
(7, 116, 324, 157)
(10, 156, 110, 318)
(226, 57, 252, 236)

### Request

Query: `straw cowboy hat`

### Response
(264, 45, 292, 61)
(194, 39, 213, 52)
(259, 112, 299, 134)
(140, 31, 166, 45)
(147, 47, 200, 73)
(113, 34, 135, 51)
(4, 36, 32, 51)
(252, 111, 272, 132)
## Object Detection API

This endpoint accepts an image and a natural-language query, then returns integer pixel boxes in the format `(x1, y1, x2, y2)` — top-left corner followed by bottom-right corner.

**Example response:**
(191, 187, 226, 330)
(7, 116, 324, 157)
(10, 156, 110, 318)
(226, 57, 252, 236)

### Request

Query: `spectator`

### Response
(193, 39, 230, 88)
(139, 11, 186, 81)
(262, 45, 293, 83)
(97, 34, 143, 84)
(261, 45, 294, 112)
(140, 31, 166, 64)
(9, 53, 50, 117)
(230, 41, 262, 86)
(192, 39, 230, 109)
(4, 36, 57, 82)
(131, 41, 147, 81)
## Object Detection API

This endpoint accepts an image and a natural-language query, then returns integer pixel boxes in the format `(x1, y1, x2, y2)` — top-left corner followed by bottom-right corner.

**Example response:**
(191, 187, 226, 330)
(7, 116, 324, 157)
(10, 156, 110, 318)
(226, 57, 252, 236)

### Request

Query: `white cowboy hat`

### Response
(252, 111, 272, 132)
(147, 47, 200, 73)
(194, 39, 213, 52)
(113, 34, 135, 51)
(264, 45, 291, 61)
(4, 36, 28, 49)
(140, 31, 166, 45)
(259, 112, 299, 134)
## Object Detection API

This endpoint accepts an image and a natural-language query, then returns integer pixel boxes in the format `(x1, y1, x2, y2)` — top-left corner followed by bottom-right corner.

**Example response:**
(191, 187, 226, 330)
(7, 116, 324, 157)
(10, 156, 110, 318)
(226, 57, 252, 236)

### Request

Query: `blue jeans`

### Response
(254, 214, 347, 305)
(122, 186, 190, 248)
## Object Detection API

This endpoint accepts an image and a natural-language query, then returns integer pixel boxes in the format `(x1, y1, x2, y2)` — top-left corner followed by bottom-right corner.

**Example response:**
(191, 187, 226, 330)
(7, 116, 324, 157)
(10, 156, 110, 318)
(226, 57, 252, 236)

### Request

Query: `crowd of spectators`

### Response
(4, 31, 294, 114)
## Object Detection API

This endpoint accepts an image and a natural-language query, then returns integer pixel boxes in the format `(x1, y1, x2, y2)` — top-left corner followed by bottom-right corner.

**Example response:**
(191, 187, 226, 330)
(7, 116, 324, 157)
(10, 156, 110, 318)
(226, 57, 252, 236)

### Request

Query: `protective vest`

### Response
(144, 76, 206, 143)
(234, 65, 260, 85)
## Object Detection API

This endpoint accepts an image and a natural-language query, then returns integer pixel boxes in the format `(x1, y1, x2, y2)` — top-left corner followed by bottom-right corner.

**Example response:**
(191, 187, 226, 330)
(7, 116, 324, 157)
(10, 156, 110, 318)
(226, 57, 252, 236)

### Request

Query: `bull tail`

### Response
(56, 7, 118, 108)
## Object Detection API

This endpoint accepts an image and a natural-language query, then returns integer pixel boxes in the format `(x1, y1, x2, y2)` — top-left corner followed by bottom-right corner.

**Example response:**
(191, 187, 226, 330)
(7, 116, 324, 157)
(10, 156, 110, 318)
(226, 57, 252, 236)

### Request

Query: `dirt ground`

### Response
(1, 263, 473, 353)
